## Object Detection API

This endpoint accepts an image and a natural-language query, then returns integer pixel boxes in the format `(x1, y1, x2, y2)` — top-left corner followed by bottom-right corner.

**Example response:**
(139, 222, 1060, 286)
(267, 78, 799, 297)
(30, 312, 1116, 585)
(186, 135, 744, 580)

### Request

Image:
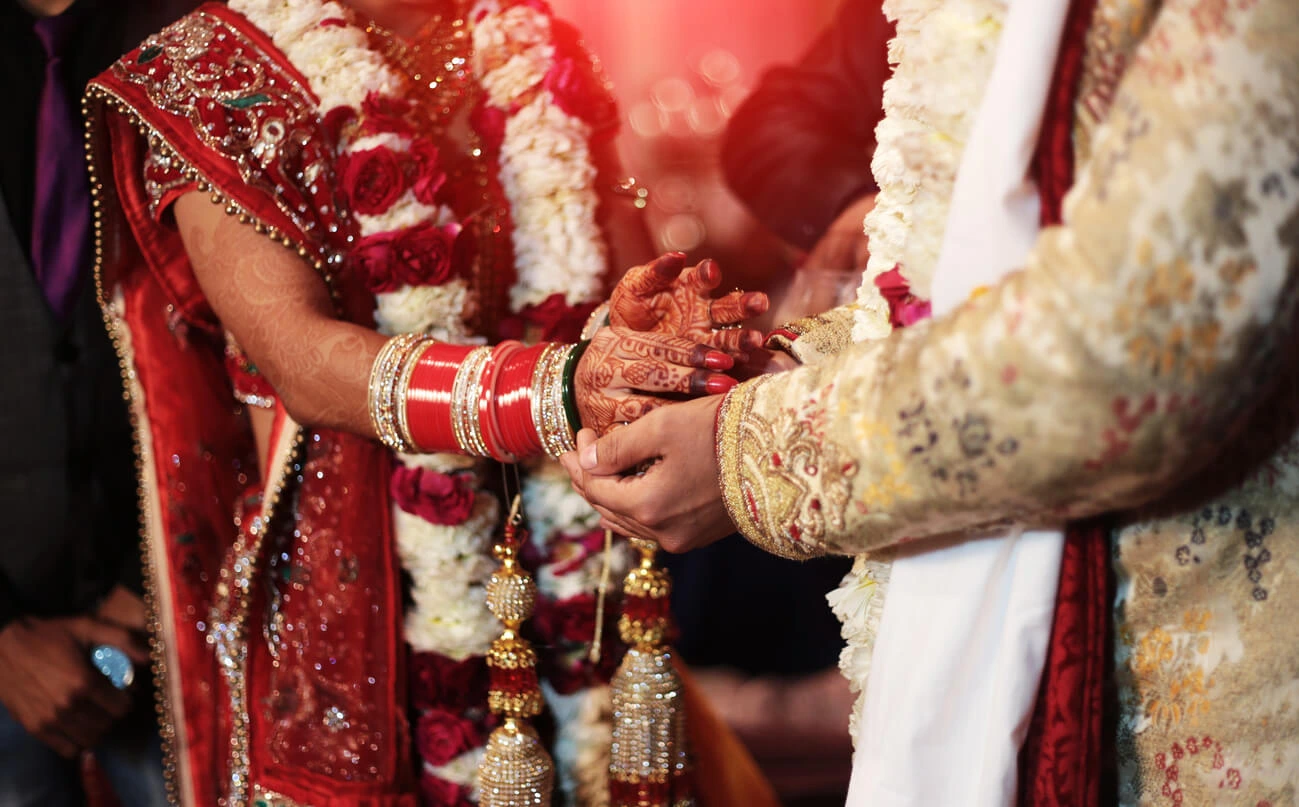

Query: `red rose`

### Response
(390, 466, 476, 526)
(874, 265, 932, 328)
(415, 709, 482, 767)
(351, 231, 401, 293)
(408, 139, 448, 206)
(419, 773, 474, 806)
(519, 293, 600, 343)
(410, 652, 488, 712)
(360, 90, 415, 138)
(544, 57, 617, 132)
(543, 20, 619, 134)
(470, 101, 508, 154)
(392, 223, 462, 288)
(342, 146, 407, 216)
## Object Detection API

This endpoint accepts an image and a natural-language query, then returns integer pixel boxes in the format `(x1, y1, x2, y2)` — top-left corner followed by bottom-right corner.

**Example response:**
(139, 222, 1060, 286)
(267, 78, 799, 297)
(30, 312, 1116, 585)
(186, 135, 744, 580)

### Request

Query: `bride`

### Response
(82, 0, 771, 804)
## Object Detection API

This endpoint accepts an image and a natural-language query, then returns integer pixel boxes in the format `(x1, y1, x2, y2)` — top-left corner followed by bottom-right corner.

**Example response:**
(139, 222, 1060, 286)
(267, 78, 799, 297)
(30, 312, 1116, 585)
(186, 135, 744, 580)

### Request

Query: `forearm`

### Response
(720, 0, 1299, 557)
(175, 192, 386, 436)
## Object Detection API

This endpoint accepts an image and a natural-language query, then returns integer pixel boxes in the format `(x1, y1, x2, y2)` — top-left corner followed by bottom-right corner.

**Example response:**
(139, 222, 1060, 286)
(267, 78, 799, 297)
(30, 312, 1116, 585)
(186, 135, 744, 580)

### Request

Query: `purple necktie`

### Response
(31, 13, 92, 319)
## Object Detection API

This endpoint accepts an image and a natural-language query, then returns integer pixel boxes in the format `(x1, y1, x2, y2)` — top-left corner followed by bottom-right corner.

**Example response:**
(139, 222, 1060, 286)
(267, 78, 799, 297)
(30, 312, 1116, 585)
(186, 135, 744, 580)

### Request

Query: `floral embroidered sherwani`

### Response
(717, 0, 1299, 803)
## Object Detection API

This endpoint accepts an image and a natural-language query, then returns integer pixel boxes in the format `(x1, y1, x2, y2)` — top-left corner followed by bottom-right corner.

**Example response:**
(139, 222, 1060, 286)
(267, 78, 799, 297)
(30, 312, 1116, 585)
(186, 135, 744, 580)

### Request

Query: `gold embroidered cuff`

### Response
(716, 380, 765, 549)
(716, 375, 823, 561)
(777, 307, 857, 366)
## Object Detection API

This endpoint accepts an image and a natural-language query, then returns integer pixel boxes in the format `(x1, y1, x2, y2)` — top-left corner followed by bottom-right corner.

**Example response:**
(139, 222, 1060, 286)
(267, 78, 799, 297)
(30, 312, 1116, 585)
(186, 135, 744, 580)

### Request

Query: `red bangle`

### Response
(479, 341, 522, 461)
(495, 343, 548, 459)
(406, 343, 475, 452)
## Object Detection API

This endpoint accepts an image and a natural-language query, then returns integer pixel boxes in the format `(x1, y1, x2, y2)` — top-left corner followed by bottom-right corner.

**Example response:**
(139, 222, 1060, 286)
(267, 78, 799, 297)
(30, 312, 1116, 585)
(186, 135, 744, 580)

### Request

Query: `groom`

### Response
(564, 0, 1299, 804)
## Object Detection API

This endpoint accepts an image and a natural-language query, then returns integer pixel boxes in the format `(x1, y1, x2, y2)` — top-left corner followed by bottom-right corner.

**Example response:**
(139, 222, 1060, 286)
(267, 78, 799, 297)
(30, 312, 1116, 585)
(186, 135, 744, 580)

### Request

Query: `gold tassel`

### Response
(609, 538, 694, 807)
(480, 495, 554, 807)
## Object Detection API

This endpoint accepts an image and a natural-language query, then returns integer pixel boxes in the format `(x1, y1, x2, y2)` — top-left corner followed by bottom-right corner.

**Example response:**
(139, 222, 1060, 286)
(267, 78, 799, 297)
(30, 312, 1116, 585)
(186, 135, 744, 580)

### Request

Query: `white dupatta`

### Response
(846, 1, 1071, 804)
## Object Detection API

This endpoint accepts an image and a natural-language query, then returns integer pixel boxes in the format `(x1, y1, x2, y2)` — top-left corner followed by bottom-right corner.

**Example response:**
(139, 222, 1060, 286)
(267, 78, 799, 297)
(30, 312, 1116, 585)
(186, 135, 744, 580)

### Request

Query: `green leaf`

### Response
(221, 93, 272, 110)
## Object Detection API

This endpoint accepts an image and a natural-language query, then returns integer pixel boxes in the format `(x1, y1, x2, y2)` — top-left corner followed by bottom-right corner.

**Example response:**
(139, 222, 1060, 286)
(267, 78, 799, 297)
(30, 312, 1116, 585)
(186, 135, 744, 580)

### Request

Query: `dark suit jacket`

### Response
(0, 0, 197, 624)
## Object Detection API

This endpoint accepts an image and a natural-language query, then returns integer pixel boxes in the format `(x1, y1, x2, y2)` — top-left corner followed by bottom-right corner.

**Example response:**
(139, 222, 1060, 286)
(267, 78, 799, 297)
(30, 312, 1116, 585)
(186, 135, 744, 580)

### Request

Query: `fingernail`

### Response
(744, 292, 769, 313)
(580, 443, 598, 469)
(701, 259, 719, 282)
(704, 351, 734, 371)
(706, 375, 738, 395)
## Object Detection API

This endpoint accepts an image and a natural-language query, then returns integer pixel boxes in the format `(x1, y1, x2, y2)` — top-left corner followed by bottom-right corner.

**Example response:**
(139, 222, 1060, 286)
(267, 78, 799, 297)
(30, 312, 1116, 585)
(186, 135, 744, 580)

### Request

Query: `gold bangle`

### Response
(369, 333, 427, 453)
(395, 340, 432, 453)
(451, 346, 493, 457)
(531, 344, 577, 458)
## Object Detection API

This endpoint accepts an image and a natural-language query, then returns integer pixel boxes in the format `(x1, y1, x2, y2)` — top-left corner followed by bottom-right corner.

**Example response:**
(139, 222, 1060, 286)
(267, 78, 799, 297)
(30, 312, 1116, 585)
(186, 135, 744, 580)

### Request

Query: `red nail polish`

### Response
(704, 351, 733, 371)
(706, 375, 737, 394)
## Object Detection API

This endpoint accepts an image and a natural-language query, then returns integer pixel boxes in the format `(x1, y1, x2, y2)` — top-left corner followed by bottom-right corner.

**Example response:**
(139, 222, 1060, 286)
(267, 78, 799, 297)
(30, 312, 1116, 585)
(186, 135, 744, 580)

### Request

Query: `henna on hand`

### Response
(610, 253, 768, 360)
(576, 326, 737, 435)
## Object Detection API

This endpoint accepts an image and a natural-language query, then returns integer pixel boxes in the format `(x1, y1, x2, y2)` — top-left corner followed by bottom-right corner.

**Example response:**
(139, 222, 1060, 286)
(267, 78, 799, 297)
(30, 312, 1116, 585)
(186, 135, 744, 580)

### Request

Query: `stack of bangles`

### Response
(368, 335, 590, 461)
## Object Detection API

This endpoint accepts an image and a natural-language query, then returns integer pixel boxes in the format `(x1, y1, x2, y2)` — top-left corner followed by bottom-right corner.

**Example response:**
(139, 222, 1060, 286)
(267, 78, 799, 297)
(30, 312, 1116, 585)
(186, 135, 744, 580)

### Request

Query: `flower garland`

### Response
(228, 0, 620, 801)
(834, 0, 1007, 746)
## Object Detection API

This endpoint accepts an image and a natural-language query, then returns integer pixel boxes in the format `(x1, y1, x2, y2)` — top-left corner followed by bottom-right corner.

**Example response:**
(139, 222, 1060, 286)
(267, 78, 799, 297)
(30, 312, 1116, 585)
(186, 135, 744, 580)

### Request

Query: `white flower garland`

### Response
(836, 0, 1007, 747)
(471, 2, 608, 311)
(852, 0, 1006, 341)
(229, 0, 612, 796)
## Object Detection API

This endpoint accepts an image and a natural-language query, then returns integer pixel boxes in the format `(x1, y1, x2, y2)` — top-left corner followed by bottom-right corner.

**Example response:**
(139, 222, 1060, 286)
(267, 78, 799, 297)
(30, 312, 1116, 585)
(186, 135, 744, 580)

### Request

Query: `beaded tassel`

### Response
(480, 496, 554, 807)
(609, 538, 694, 807)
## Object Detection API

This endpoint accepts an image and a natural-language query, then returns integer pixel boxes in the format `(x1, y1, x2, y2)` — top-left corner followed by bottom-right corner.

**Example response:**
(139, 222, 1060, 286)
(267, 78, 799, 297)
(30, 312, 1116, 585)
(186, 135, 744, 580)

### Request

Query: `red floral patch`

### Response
(341, 146, 407, 215)
(360, 90, 415, 138)
(408, 139, 448, 207)
(874, 265, 932, 327)
(391, 466, 476, 526)
(415, 709, 482, 767)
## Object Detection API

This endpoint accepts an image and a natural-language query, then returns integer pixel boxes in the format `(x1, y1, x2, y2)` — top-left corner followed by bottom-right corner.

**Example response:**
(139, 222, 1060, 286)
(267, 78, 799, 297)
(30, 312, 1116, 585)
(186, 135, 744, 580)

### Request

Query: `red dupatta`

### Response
(85, 5, 414, 805)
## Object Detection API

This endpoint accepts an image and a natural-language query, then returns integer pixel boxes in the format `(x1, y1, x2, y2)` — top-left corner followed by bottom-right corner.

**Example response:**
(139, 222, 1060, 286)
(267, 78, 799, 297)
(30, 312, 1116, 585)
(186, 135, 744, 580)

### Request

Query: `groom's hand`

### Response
(559, 395, 736, 552)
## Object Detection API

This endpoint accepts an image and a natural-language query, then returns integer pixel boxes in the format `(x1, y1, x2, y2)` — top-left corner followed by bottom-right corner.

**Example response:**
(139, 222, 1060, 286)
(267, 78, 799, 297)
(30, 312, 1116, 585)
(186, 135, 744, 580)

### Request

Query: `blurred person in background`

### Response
(723, 0, 892, 327)
(660, 2, 894, 804)
(0, 1, 193, 805)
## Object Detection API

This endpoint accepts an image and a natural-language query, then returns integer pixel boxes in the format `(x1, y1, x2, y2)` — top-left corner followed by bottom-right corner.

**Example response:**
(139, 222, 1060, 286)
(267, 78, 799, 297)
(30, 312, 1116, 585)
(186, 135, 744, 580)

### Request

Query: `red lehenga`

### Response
(82, 3, 609, 805)
(85, 6, 419, 805)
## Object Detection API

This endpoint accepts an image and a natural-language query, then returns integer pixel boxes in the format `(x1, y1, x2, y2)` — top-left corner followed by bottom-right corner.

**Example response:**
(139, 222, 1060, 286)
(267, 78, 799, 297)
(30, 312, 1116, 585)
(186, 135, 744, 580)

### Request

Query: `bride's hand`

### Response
(575, 326, 736, 436)
(572, 252, 767, 436)
(610, 252, 769, 359)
